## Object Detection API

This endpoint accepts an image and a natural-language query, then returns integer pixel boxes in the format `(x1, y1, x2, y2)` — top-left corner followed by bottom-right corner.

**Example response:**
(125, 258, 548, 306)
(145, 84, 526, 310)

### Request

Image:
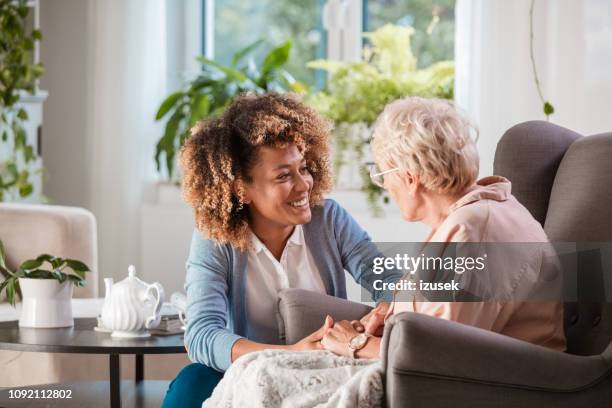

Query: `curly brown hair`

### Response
(180, 92, 333, 250)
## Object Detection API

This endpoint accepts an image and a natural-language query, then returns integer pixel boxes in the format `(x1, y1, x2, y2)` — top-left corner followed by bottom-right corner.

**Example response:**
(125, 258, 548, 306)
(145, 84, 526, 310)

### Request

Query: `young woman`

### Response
(161, 93, 401, 408)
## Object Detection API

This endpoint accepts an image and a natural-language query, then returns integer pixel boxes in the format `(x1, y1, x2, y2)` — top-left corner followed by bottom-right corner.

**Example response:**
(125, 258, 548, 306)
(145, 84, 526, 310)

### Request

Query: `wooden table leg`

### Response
(135, 354, 144, 383)
(109, 353, 121, 408)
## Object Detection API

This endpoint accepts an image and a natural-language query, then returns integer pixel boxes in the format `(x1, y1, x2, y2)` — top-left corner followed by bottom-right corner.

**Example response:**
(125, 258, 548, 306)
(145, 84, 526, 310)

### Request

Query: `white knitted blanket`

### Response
(203, 350, 383, 408)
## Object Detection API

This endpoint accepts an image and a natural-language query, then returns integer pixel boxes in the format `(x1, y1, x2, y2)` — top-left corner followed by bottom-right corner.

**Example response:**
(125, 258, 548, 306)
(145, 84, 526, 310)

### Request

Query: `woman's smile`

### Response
(288, 195, 309, 209)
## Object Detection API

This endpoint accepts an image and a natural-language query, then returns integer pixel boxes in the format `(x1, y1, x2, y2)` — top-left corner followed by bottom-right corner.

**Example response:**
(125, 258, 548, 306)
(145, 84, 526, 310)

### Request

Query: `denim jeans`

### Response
(161, 363, 224, 408)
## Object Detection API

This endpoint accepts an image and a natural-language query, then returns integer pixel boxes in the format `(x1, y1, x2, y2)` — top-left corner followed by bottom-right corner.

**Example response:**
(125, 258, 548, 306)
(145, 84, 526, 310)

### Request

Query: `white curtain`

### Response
(86, 0, 167, 282)
(455, 0, 612, 177)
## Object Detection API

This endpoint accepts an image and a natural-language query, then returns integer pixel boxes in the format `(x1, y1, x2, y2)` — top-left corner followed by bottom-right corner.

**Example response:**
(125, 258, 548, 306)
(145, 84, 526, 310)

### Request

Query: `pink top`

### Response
(390, 176, 566, 351)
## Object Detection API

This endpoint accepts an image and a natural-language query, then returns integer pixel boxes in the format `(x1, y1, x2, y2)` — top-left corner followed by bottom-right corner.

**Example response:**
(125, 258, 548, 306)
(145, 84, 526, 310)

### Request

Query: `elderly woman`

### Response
(321, 96, 566, 358)
(202, 96, 566, 407)
(161, 93, 401, 408)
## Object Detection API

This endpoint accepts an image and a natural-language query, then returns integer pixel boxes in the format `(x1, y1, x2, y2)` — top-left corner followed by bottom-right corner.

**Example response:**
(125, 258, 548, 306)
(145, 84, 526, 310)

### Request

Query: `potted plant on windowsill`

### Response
(0, 240, 90, 328)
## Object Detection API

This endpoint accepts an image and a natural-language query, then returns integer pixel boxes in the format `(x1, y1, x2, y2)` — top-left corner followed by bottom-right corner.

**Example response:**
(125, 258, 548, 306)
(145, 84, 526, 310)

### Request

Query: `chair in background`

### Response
(0, 203, 189, 387)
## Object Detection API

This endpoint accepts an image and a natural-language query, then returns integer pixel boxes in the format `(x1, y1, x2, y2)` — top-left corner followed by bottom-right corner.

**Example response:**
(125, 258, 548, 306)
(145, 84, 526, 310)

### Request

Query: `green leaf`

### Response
(24, 145, 35, 162)
(261, 40, 291, 78)
(155, 91, 184, 121)
(32, 29, 42, 40)
(231, 39, 264, 67)
(543, 101, 555, 116)
(155, 109, 183, 178)
(189, 94, 210, 126)
(0, 240, 6, 270)
(0, 279, 10, 298)
(66, 274, 85, 287)
(53, 270, 67, 283)
(19, 259, 43, 270)
(18, 182, 33, 198)
(6, 279, 16, 306)
(65, 259, 90, 273)
(24, 269, 54, 279)
(1, 131, 7, 142)
(17, 108, 28, 120)
(14, 127, 27, 149)
(36, 254, 55, 263)
(197, 56, 247, 81)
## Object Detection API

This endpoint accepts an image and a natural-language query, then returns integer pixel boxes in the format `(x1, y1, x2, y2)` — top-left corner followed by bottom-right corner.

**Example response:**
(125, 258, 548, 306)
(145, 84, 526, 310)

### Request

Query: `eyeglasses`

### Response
(368, 164, 400, 188)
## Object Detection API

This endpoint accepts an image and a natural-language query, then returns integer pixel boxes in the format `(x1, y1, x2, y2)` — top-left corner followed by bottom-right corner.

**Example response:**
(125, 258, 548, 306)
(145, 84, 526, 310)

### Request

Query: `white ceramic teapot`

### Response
(101, 265, 165, 338)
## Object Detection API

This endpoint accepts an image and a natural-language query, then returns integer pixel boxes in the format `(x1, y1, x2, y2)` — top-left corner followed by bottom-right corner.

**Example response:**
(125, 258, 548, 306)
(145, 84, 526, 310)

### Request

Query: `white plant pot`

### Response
(18, 278, 74, 328)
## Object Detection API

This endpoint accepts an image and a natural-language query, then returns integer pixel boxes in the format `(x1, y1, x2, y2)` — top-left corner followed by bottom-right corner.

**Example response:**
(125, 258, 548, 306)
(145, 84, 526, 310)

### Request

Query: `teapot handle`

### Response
(145, 282, 165, 329)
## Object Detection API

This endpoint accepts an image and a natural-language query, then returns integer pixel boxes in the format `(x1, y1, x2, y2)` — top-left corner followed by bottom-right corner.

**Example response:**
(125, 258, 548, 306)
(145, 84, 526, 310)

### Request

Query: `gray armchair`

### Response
(278, 121, 612, 407)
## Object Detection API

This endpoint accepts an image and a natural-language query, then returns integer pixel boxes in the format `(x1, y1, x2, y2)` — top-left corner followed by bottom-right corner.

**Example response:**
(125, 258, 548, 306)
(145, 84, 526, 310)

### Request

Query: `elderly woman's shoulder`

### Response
(438, 205, 488, 242)
(440, 195, 549, 243)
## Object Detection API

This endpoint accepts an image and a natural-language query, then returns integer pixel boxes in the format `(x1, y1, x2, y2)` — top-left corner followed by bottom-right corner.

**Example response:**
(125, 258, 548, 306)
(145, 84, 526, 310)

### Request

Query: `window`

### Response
(366, 0, 456, 68)
(198, 0, 456, 87)
(206, 0, 325, 87)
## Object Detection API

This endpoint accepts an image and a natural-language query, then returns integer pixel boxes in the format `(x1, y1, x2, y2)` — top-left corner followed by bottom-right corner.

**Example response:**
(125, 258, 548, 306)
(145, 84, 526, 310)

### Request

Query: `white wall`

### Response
(456, 0, 612, 177)
(39, 0, 92, 208)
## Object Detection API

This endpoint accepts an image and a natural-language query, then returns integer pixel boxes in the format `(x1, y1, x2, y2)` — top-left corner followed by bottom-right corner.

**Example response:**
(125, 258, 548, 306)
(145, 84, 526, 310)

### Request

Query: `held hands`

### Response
(355, 302, 391, 336)
(291, 315, 334, 351)
(291, 303, 391, 357)
(320, 319, 361, 357)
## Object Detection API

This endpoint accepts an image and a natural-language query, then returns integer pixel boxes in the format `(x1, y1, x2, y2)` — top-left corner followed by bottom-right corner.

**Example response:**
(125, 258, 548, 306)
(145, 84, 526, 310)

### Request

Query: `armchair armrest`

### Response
(381, 312, 612, 407)
(278, 289, 372, 344)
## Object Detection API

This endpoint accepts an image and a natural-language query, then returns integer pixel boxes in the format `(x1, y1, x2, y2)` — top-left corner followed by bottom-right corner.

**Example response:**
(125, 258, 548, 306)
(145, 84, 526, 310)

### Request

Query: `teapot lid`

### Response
(128, 265, 136, 279)
(115, 264, 148, 290)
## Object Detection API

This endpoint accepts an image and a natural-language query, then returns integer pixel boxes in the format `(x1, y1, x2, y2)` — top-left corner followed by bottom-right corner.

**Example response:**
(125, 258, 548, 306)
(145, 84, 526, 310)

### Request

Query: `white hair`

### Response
(371, 97, 479, 194)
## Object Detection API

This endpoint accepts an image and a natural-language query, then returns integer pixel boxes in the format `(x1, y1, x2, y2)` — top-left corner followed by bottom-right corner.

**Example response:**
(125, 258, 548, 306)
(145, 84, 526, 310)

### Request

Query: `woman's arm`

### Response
(327, 199, 404, 303)
(184, 231, 242, 372)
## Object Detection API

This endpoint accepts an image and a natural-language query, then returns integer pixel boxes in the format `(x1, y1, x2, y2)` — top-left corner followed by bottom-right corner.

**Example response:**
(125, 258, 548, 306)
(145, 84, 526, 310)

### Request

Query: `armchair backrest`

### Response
(0, 203, 99, 299)
(494, 120, 582, 225)
(494, 121, 612, 355)
(545, 133, 612, 355)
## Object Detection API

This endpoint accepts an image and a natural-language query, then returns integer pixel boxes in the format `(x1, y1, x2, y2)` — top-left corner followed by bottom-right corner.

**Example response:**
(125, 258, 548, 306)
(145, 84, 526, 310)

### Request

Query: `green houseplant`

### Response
(0, 0, 44, 201)
(0, 239, 90, 305)
(306, 24, 454, 214)
(155, 39, 305, 181)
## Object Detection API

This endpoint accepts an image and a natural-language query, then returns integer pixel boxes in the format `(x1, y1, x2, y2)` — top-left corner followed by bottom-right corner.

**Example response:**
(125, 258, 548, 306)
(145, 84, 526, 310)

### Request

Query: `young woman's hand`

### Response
(355, 301, 391, 336)
(291, 315, 334, 351)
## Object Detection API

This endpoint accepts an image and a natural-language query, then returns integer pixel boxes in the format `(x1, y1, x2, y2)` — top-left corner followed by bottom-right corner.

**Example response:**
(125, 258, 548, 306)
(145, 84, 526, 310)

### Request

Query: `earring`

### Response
(237, 199, 244, 211)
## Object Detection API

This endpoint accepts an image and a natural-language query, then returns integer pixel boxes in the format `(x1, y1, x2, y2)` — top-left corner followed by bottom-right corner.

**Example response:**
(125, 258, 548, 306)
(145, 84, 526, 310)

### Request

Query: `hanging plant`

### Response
(529, 0, 554, 120)
(0, 0, 44, 201)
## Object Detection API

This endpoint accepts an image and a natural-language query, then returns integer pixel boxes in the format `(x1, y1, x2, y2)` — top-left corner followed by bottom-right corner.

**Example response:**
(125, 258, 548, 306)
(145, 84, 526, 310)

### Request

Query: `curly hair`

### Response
(181, 92, 333, 251)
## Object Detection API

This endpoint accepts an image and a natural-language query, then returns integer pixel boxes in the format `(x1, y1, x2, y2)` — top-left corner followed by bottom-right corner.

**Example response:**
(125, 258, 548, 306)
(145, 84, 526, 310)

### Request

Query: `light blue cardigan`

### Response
(184, 199, 401, 371)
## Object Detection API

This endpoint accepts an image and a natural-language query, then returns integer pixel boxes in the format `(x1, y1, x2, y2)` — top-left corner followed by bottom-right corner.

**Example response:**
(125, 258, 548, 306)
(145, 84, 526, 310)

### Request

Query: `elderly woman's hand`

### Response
(320, 320, 361, 357)
(322, 320, 382, 359)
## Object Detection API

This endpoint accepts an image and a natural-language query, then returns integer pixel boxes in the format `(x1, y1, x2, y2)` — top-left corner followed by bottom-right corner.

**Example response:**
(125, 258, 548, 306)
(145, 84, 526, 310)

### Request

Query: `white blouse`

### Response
(245, 225, 326, 344)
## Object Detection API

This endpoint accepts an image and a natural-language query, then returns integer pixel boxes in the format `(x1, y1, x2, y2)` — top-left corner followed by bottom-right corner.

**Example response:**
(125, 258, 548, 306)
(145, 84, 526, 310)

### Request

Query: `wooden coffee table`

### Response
(0, 318, 186, 408)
